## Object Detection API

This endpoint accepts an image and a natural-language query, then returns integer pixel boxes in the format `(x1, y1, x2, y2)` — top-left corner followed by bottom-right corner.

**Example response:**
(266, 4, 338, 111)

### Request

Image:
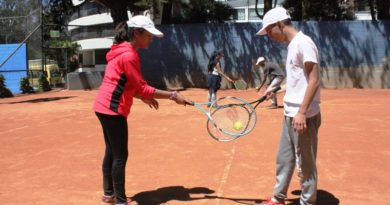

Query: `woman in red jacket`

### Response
(94, 15, 192, 205)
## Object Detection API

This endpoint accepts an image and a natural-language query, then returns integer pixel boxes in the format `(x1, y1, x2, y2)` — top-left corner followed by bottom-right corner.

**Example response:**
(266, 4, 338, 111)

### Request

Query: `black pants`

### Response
(96, 112, 128, 204)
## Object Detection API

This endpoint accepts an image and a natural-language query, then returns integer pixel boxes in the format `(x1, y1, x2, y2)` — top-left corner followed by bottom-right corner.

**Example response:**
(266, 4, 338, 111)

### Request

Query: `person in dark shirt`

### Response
(256, 57, 285, 109)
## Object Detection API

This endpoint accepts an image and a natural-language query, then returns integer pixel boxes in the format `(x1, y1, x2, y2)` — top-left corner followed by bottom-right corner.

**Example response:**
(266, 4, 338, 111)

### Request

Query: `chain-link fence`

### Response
(0, 1, 42, 93)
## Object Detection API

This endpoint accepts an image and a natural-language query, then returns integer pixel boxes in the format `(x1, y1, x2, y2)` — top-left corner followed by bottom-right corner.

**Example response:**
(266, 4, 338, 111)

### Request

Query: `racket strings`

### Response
(234, 80, 248, 90)
(207, 97, 257, 142)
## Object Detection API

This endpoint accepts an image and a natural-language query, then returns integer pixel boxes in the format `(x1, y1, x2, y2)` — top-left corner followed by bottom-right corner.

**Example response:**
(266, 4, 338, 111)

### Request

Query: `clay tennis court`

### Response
(0, 88, 389, 205)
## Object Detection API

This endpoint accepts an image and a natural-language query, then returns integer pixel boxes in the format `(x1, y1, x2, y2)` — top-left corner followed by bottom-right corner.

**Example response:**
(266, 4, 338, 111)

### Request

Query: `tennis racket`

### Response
(192, 86, 281, 142)
(233, 79, 248, 90)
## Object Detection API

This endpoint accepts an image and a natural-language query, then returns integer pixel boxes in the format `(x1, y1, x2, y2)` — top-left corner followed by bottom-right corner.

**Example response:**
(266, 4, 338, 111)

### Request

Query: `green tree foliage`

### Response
(46, 40, 80, 70)
(358, 0, 390, 20)
(376, 0, 390, 20)
(254, 0, 277, 19)
(42, 0, 75, 27)
(0, 0, 41, 60)
(19, 77, 34, 94)
(131, 0, 168, 14)
(93, 0, 233, 24)
(0, 74, 13, 98)
(0, 0, 40, 44)
(162, 0, 234, 24)
(38, 75, 51, 92)
(41, 0, 80, 70)
(93, 0, 167, 25)
(282, 0, 355, 20)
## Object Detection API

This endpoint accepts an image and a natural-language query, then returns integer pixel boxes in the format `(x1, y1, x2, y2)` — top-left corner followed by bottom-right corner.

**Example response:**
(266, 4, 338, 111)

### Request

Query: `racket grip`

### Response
(258, 95, 267, 102)
(259, 86, 281, 102)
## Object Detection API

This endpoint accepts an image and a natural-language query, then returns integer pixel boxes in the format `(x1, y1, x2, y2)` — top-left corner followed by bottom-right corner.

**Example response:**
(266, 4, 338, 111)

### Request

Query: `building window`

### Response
(249, 8, 263, 20)
(232, 8, 246, 21)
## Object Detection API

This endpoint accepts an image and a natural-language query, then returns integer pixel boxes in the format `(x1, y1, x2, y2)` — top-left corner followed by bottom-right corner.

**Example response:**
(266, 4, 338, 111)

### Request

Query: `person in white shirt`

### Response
(256, 7, 321, 205)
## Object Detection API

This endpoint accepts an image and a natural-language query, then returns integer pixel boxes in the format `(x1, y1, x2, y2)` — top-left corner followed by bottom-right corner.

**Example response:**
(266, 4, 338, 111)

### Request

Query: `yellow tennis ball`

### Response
(233, 121, 243, 131)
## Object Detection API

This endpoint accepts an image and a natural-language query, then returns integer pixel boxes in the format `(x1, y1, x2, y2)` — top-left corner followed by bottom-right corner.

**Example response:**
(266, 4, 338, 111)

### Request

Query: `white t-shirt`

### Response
(212, 67, 219, 75)
(283, 32, 321, 118)
(212, 62, 220, 75)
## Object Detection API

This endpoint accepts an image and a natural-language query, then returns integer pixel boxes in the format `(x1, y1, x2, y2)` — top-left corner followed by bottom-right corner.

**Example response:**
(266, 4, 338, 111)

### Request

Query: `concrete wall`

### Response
(67, 71, 104, 90)
(68, 21, 390, 90)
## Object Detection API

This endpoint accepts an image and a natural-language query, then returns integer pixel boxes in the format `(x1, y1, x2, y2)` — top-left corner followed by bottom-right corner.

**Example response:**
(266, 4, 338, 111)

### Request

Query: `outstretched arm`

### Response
(215, 62, 234, 83)
(153, 89, 193, 106)
(135, 89, 192, 108)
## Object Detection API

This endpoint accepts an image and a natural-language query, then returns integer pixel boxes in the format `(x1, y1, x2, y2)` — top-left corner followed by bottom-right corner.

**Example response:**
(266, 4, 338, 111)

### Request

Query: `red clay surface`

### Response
(0, 88, 389, 205)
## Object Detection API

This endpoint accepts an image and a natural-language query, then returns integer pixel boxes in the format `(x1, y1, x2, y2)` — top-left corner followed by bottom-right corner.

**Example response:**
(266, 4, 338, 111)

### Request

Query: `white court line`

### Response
(0, 125, 29, 135)
(215, 140, 237, 205)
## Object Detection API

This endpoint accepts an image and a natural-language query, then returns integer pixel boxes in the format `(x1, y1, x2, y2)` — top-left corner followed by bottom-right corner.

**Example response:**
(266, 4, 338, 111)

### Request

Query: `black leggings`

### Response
(96, 112, 128, 204)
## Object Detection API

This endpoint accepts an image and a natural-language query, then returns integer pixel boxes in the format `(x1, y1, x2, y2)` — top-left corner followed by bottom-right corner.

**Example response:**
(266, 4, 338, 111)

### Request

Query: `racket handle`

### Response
(258, 95, 267, 102)
(259, 86, 281, 103)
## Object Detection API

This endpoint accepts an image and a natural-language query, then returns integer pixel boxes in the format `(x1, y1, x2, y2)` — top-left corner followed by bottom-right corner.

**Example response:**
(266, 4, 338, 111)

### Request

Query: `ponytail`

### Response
(114, 21, 129, 44)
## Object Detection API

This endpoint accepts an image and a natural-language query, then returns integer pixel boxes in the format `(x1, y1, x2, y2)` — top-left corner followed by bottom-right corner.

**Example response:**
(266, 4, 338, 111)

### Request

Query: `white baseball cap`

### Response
(256, 7, 291, 36)
(128, 15, 164, 38)
(256, 57, 265, 65)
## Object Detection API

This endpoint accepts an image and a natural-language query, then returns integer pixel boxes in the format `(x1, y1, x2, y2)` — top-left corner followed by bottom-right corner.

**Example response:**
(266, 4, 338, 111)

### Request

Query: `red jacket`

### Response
(93, 42, 155, 117)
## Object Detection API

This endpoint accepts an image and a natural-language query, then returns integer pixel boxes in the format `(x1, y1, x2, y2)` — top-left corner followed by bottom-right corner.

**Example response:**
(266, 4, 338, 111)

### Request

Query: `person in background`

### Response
(255, 56, 285, 109)
(207, 50, 234, 105)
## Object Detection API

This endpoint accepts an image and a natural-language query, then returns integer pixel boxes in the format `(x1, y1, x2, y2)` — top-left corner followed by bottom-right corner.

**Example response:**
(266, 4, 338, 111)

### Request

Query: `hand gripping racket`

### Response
(192, 86, 281, 142)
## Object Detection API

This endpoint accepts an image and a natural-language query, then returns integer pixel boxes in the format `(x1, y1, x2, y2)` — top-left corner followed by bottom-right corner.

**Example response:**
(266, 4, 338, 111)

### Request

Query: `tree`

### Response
(255, 0, 277, 19)
(363, 0, 390, 20)
(184, 0, 232, 23)
(92, 0, 168, 26)
(161, 0, 233, 24)
(41, 0, 80, 71)
(377, 0, 390, 19)
(376, 0, 390, 20)
(282, 0, 355, 20)
(0, 74, 13, 98)
(46, 40, 80, 70)
(0, 0, 40, 44)
(161, 0, 183, 24)
(19, 77, 34, 94)
(342, 0, 355, 20)
(38, 74, 51, 92)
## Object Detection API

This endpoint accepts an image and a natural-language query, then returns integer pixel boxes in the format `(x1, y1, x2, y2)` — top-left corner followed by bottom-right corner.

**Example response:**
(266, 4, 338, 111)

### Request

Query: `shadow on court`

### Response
(286, 190, 339, 205)
(205, 189, 339, 205)
(2, 96, 75, 104)
(129, 186, 215, 205)
(205, 195, 262, 205)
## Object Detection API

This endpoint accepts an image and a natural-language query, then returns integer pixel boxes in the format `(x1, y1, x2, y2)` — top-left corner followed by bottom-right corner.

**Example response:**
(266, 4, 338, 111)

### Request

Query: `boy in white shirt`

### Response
(256, 7, 321, 205)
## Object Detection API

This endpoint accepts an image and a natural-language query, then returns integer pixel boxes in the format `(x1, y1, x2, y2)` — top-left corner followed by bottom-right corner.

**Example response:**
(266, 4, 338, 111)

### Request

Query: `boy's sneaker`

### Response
(101, 195, 115, 203)
(259, 197, 285, 205)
